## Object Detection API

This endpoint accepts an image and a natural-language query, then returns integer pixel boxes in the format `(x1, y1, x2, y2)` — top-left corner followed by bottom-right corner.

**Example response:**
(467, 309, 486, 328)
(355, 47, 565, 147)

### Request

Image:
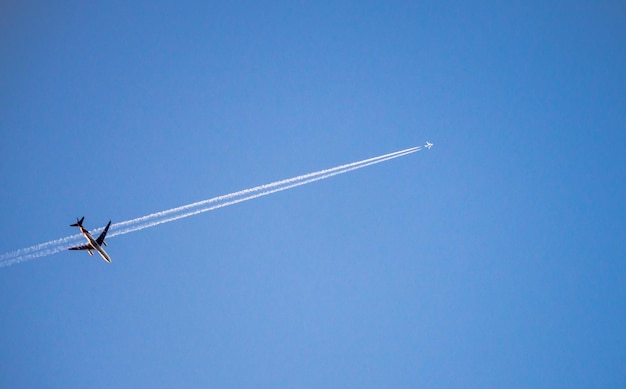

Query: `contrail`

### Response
(0, 146, 421, 268)
(108, 146, 420, 232)
(107, 146, 420, 237)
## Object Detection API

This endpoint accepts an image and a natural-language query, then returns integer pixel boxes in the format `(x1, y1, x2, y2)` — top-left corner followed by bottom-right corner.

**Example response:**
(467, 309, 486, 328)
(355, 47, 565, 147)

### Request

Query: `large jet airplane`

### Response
(425, 141, 433, 149)
(68, 217, 112, 263)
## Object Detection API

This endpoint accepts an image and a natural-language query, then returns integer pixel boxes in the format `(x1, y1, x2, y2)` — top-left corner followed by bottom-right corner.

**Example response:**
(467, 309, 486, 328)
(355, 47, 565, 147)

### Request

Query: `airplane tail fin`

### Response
(70, 216, 85, 227)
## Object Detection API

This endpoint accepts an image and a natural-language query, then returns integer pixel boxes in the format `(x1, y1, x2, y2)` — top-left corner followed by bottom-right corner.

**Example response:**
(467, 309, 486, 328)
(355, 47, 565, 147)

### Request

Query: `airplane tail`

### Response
(70, 216, 85, 227)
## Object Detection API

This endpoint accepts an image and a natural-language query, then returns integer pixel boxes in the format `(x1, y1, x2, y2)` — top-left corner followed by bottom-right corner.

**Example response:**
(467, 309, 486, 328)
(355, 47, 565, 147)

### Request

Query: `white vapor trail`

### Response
(0, 146, 420, 268)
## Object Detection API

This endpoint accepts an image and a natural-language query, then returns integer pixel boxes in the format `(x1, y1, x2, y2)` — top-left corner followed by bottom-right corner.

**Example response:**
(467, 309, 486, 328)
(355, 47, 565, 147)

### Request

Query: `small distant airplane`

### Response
(68, 217, 112, 263)
(425, 141, 433, 149)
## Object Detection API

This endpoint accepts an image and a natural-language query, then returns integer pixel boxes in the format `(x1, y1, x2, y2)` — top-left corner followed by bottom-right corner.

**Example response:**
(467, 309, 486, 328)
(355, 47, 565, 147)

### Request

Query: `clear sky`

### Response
(1, 1, 625, 387)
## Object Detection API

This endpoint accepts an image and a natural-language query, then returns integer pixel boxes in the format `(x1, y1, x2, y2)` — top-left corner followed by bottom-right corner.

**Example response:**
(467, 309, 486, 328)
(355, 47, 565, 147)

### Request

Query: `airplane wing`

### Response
(68, 244, 92, 251)
(96, 221, 111, 246)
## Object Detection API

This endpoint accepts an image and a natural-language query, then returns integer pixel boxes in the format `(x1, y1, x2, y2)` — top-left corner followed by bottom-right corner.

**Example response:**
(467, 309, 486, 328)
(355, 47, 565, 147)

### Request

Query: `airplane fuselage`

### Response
(78, 227, 111, 263)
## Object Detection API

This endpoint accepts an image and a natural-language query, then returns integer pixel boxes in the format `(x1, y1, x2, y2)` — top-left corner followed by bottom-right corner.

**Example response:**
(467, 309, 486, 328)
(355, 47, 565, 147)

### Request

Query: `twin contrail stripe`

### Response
(107, 147, 420, 237)
(108, 146, 420, 233)
(0, 146, 421, 268)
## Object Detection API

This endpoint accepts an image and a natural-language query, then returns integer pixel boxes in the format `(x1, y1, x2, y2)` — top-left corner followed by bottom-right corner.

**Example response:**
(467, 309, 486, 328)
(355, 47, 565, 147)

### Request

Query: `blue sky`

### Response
(1, 1, 625, 387)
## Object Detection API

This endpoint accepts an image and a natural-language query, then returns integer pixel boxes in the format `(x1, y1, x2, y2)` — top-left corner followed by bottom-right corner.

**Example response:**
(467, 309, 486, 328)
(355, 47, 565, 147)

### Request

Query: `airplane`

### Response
(68, 217, 112, 263)
(425, 141, 433, 149)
